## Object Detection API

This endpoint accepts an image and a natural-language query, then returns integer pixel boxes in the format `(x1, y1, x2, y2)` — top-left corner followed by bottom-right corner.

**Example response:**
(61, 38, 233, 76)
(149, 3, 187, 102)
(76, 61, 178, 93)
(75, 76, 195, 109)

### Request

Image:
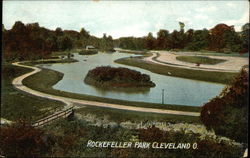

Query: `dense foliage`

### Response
(201, 69, 248, 143)
(116, 37, 146, 50)
(2, 21, 114, 61)
(0, 120, 53, 157)
(0, 119, 244, 157)
(115, 23, 249, 53)
(3, 21, 248, 62)
(84, 66, 156, 88)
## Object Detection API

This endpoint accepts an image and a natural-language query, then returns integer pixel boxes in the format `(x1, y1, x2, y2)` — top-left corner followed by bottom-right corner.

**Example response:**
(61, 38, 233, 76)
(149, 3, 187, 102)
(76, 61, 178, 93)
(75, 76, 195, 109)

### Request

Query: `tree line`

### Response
(2, 21, 249, 62)
(115, 22, 249, 54)
(2, 21, 114, 61)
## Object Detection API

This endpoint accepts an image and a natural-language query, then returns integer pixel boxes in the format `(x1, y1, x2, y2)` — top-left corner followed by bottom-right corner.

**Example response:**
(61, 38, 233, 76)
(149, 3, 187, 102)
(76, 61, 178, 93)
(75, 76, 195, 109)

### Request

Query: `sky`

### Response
(3, 0, 249, 39)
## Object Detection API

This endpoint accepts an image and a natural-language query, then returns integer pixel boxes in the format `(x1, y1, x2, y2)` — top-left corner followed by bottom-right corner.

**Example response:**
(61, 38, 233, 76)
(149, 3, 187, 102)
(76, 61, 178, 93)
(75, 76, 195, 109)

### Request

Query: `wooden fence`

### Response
(33, 106, 74, 127)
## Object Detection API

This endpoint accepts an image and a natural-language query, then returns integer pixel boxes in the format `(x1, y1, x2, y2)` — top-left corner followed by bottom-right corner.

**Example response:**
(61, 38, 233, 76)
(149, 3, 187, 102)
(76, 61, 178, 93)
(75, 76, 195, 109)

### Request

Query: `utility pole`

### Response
(162, 89, 165, 104)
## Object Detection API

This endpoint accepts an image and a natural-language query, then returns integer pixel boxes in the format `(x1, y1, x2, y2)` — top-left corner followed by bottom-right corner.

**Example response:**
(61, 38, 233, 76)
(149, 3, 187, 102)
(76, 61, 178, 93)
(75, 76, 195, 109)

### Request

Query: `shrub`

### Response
(0, 120, 53, 157)
(201, 69, 248, 143)
(84, 66, 156, 88)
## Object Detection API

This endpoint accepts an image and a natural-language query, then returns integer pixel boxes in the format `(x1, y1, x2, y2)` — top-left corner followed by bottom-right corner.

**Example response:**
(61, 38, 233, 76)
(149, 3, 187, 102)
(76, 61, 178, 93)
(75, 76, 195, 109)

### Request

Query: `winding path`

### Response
(144, 51, 247, 73)
(12, 62, 200, 117)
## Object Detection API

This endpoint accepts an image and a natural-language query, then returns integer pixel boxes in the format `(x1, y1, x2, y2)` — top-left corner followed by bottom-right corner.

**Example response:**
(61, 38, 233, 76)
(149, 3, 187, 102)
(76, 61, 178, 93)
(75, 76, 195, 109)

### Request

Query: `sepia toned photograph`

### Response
(1, 0, 249, 157)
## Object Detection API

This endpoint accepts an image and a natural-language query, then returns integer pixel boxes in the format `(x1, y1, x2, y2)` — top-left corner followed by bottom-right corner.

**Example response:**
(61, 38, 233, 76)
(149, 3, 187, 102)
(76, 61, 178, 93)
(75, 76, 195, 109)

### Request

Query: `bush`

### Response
(84, 66, 156, 88)
(201, 69, 248, 143)
(0, 120, 53, 157)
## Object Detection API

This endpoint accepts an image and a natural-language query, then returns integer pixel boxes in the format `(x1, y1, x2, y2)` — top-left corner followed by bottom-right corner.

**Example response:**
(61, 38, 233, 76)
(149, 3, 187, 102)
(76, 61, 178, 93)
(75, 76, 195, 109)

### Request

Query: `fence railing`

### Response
(34, 106, 63, 121)
(33, 106, 74, 127)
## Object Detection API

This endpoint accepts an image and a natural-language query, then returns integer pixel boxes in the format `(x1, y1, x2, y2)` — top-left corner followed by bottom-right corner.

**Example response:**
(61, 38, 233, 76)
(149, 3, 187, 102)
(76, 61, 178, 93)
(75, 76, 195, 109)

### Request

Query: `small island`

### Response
(84, 66, 156, 89)
(78, 45, 98, 55)
(78, 50, 98, 55)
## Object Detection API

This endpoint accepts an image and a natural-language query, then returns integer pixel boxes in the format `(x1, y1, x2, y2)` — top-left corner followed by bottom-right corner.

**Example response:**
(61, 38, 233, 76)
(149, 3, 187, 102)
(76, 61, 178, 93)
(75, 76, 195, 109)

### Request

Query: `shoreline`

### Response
(22, 66, 200, 112)
(115, 56, 238, 84)
(11, 61, 200, 116)
(13, 50, 238, 112)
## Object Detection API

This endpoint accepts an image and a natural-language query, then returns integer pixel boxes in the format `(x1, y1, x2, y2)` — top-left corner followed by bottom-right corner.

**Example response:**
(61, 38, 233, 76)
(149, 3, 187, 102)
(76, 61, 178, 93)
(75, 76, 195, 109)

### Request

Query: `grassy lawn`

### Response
(176, 56, 226, 65)
(115, 57, 238, 84)
(76, 105, 201, 124)
(22, 65, 200, 112)
(1, 64, 65, 122)
(170, 49, 249, 57)
(198, 50, 249, 57)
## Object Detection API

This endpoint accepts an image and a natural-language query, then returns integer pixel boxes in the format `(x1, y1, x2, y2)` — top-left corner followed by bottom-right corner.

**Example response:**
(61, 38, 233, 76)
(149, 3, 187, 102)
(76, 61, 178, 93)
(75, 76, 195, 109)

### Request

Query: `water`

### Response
(40, 52, 225, 106)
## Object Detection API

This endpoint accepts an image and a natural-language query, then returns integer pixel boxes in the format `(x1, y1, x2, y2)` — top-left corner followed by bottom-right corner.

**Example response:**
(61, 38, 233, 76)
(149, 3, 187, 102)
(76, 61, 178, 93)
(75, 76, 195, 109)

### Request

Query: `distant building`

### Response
(86, 45, 95, 50)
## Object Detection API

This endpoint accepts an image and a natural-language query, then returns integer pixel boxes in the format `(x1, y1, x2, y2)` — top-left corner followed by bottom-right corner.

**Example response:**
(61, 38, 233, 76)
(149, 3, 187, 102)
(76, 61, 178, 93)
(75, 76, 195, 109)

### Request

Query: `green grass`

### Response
(22, 66, 200, 112)
(76, 105, 201, 124)
(170, 49, 249, 57)
(176, 56, 226, 65)
(1, 64, 64, 121)
(115, 57, 238, 84)
(198, 50, 249, 57)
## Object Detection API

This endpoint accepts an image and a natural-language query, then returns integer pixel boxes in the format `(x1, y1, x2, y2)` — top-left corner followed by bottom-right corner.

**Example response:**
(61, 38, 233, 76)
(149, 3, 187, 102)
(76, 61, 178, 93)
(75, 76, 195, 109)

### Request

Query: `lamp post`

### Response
(162, 89, 165, 104)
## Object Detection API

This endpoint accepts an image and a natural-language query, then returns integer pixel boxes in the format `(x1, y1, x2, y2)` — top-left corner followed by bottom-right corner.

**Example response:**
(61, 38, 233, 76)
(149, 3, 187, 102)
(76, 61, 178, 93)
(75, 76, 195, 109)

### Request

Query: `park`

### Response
(1, 1, 249, 157)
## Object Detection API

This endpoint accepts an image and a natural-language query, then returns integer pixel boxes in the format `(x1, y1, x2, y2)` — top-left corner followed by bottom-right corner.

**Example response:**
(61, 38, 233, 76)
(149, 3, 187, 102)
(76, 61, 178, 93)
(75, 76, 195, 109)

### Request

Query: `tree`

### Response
(26, 22, 40, 31)
(168, 30, 186, 49)
(223, 29, 242, 52)
(45, 35, 58, 51)
(107, 35, 113, 41)
(12, 21, 27, 34)
(55, 27, 63, 36)
(156, 29, 169, 49)
(102, 33, 107, 40)
(208, 23, 241, 52)
(145, 32, 155, 50)
(240, 23, 249, 54)
(185, 29, 194, 43)
(185, 29, 210, 51)
(57, 35, 73, 51)
(200, 69, 248, 143)
(80, 28, 90, 38)
(98, 33, 114, 51)
(117, 37, 146, 50)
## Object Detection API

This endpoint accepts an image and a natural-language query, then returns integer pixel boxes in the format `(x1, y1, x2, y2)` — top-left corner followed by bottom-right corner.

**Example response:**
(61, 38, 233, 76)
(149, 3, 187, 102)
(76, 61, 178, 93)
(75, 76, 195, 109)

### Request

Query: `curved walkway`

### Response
(12, 62, 200, 117)
(145, 51, 247, 73)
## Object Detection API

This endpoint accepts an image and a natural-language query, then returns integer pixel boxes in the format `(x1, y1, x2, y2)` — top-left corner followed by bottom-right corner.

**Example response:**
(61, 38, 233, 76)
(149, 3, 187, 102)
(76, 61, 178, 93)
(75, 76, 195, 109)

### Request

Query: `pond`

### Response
(40, 52, 225, 106)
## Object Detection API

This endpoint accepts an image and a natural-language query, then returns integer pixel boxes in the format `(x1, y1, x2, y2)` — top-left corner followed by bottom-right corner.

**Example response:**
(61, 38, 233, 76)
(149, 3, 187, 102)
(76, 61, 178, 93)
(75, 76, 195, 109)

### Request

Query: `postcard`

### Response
(1, 0, 249, 157)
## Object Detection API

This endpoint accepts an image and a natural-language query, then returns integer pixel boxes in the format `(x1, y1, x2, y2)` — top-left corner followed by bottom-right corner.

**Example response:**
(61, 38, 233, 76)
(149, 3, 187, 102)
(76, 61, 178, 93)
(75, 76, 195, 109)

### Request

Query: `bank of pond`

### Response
(38, 52, 228, 106)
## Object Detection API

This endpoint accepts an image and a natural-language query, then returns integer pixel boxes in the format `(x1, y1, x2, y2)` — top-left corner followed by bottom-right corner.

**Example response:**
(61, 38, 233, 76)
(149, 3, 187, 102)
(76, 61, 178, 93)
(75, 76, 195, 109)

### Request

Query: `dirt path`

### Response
(12, 62, 200, 117)
(144, 51, 247, 72)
